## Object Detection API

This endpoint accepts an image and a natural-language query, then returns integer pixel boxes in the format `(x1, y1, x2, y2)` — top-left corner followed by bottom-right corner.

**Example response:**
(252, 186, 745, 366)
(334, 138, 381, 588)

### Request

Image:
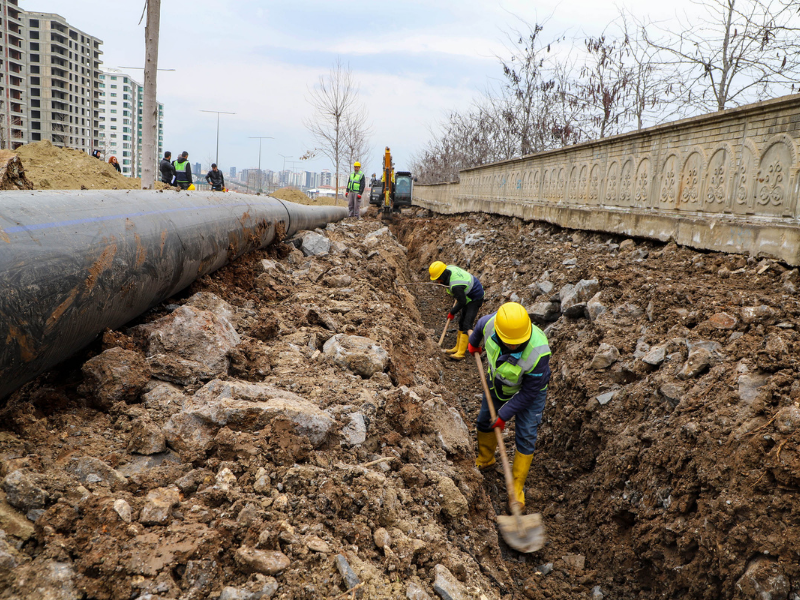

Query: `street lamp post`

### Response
(201, 110, 236, 167)
(278, 154, 292, 188)
(249, 136, 274, 194)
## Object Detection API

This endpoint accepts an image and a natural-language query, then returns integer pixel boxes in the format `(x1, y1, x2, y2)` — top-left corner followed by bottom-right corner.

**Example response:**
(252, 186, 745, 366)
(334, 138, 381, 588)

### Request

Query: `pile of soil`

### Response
(393, 212, 800, 599)
(271, 186, 340, 206)
(15, 141, 140, 190)
(0, 220, 507, 599)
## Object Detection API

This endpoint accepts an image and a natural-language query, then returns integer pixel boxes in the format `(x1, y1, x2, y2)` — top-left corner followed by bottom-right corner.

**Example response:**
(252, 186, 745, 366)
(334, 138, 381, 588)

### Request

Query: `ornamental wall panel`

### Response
(414, 95, 800, 265)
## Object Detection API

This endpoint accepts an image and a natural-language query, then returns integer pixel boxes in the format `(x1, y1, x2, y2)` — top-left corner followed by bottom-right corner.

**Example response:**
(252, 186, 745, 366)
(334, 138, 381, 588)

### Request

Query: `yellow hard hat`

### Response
(354, 161, 361, 167)
(429, 261, 446, 280)
(495, 302, 532, 345)
(188, 184, 196, 191)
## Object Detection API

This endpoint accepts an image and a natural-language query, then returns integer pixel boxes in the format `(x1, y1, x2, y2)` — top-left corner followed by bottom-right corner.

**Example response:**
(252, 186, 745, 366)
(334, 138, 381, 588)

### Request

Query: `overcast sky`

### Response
(22, 0, 695, 176)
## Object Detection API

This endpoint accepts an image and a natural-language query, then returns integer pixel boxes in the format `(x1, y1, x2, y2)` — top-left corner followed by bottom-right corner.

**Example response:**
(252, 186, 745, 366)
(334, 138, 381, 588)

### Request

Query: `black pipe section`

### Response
(0, 190, 348, 400)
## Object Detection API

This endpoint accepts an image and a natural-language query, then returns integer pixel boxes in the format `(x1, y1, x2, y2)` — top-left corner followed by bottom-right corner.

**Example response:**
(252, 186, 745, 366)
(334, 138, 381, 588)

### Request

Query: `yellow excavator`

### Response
(374, 146, 414, 220)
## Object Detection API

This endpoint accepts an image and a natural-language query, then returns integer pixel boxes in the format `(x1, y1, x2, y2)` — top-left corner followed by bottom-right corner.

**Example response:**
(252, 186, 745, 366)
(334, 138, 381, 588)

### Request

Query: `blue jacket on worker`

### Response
(467, 302, 550, 509)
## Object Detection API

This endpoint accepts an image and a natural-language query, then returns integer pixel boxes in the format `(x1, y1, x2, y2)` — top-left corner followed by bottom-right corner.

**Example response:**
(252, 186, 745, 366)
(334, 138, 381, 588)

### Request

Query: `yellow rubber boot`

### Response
(511, 451, 534, 509)
(444, 331, 460, 354)
(475, 430, 498, 470)
(447, 332, 468, 360)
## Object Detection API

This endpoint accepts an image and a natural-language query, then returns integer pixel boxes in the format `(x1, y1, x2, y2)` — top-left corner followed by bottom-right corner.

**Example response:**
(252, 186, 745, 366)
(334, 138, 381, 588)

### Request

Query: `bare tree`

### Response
(304, 59, 360, 202)
(577, 33, 633, 138)
(645, 0, 800, 112)
(341, 103, 372, 175)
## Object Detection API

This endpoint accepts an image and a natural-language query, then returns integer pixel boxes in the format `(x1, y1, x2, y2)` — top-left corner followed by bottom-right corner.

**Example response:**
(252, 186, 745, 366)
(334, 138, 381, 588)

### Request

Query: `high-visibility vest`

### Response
(483, 316, 550, 401)
(174, 160, 190, 181)
(348, 171, 364, 192)
(445, 265, 477, 302)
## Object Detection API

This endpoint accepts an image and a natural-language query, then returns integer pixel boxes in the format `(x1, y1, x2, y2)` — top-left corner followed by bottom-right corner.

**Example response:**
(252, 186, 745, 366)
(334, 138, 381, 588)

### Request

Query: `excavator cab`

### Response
(394, 171, 413, 208)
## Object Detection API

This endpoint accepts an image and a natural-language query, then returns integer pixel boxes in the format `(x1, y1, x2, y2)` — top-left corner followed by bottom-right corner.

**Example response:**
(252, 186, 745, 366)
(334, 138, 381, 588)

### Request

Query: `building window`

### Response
(110, 109, 117, 114)
(30, 31, 39, 39)
(29, 19, 40, 27)
(31, 66, 40, 74)
(30, 54, 39, 62)
(31, 99, 40, 107)
(31, 122, 40, 130)
(30, 42, 39, 51)
(30, 77, 40, 85)
(110, 76, 117, 80)
(110, 93, 116, 97)
(31, 88, 40, 96)
(32, 133, 41, 141)
(32, 111, 40, 118)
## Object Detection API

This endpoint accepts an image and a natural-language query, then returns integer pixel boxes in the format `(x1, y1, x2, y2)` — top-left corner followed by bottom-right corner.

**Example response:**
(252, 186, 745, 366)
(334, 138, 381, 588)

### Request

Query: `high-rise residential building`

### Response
(193, 162, 201, 176)
(320, 170, 331, 187)
(229, 166, 236, 179)
(98, 68, 163, 177)
(0, 0, 28, 149)
(26, 11, 102, 153)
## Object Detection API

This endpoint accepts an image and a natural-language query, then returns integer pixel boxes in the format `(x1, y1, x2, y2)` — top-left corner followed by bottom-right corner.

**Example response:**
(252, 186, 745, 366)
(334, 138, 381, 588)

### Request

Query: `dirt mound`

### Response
(272, 186, 340, 206)
(15, 141, 140, 190)
(0, 150, 32, 190)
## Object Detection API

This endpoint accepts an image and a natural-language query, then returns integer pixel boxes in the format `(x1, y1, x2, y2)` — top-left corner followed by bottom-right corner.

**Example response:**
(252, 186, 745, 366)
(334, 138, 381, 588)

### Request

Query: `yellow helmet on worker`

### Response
(429, 261, 447, 281)
(188, 184, 196, 191)
(353, 161, 361, 168)
(495, 302, 532, 345)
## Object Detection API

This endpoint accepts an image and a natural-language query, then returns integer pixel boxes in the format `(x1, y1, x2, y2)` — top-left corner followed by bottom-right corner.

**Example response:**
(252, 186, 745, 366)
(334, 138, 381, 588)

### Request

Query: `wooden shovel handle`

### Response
(475, 352, 523, 517)
(437, 300, 458, 347)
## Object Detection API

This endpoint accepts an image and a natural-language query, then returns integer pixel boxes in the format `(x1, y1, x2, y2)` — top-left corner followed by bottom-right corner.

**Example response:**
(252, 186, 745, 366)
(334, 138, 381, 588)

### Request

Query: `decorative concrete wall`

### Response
(414, 95, 800, 265)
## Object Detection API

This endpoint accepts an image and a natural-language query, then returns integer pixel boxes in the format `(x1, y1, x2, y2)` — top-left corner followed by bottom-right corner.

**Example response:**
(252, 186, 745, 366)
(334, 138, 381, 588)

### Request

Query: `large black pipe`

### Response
(0, 190, 347, 400)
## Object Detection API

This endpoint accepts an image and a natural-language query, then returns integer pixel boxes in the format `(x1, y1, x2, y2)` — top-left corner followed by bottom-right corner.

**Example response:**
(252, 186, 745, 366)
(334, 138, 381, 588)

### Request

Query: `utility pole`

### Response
(249, 136, 273, 194)
(141, 0, 160, 190)
(278, 154, 292, 187)
(200, 110, 236, 167)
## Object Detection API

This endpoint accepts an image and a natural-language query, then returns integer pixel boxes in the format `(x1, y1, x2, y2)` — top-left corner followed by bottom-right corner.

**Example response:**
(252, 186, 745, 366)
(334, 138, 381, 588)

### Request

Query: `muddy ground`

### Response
(1, 206, 800, 600)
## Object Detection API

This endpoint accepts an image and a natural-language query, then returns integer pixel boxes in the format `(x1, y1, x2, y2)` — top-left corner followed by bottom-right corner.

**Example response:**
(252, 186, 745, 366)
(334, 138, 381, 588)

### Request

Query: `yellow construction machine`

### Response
(374, 146, 414, 220)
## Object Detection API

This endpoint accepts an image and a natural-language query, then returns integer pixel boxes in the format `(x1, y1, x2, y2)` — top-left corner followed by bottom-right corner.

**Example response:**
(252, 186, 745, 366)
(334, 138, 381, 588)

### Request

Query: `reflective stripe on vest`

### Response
(445, 265, 475, 302)
(483, 316, 551, 400)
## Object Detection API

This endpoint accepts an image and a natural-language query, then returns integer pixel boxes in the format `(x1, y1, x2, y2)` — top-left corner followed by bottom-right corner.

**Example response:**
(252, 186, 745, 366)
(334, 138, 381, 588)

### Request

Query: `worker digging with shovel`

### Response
(428, 261, 484, 360)
(468, 301, 548, 552)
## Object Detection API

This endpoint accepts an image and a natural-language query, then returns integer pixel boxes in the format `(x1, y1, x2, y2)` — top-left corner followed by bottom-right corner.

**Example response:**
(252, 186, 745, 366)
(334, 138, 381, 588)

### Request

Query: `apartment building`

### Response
(0, 0, 28, 148)
(26, 11, 102, 154)
(98, 68, 163, 177)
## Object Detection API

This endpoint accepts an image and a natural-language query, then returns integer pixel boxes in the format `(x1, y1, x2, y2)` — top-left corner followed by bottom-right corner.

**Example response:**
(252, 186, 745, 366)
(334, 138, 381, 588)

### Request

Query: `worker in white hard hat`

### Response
(346, 161, 366, 219)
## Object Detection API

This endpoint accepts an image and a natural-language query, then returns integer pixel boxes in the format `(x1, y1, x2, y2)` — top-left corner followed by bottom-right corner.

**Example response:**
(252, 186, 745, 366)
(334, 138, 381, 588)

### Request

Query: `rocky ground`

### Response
(2, 206, 800, 600)
(0, 216, 512, 600)
(394, 212, 800, 600)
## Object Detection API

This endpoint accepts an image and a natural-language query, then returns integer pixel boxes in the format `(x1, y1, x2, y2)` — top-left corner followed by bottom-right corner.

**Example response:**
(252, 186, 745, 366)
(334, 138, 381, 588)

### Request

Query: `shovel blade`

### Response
(497, 513, 545, 553)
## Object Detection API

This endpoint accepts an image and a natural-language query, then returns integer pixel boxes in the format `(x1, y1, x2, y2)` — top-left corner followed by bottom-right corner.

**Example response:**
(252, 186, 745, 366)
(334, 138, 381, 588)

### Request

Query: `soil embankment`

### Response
(393, 212, 800, 600)
(0, 217, 510, 600)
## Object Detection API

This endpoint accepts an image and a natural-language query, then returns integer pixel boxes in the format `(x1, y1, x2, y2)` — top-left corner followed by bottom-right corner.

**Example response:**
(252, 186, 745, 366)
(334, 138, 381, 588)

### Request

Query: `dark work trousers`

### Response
(458, 296, 484, 333)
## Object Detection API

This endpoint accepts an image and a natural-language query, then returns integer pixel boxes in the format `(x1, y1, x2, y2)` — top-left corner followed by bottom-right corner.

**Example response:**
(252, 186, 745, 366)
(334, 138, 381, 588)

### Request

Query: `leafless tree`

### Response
(577, 33, 633, 138)
(341, 102, 372, 175)
(304, 59, 361, 202)
(645, 0, 800, 112)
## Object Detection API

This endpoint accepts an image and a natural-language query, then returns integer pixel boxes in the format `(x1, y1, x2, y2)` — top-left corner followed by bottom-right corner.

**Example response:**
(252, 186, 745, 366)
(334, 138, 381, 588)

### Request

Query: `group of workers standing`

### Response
(159, 151, 226, 191)
(429, 261, 551, 511)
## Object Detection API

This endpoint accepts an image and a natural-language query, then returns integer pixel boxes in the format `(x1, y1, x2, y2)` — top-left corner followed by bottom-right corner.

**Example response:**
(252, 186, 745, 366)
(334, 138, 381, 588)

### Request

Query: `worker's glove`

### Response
(467, 343, 482, 355)
(357, 194, 362, 199)
(447, 313, 455, 320)
(492, 417, 506, 432)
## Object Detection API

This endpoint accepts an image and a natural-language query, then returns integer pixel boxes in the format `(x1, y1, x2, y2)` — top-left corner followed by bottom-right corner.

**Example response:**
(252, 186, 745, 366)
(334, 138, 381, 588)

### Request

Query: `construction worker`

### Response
(346, 161, 366, 218)
(173, 151, 193, 190)
(429, 261, 484, 360)
(160, 151, 176, 185)
(467, 302, 551, 510)
(206, 163, 225, 191)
